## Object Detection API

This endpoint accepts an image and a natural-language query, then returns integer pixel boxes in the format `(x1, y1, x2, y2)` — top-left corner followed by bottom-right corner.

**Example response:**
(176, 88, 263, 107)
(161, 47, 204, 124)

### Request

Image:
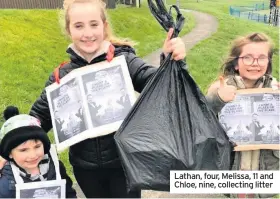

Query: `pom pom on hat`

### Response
(3, 106, 19, 121)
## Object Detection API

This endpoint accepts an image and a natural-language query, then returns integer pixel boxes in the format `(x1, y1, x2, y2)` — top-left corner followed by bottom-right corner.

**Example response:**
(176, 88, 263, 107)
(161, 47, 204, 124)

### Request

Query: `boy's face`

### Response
(9, 140, 44, 173)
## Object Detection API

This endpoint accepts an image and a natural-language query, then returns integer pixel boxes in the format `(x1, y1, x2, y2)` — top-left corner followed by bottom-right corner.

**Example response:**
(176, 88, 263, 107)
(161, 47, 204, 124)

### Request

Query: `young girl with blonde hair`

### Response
(29, 0, 187, 197)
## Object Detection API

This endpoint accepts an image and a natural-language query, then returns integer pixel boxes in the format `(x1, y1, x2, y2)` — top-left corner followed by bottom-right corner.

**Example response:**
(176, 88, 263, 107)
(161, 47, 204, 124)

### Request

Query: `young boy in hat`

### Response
(0, 108, 76, 198)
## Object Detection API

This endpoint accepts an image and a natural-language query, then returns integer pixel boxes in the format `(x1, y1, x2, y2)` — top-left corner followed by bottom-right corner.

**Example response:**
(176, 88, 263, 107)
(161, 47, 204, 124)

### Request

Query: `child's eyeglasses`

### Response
(238, 55, 270, 67)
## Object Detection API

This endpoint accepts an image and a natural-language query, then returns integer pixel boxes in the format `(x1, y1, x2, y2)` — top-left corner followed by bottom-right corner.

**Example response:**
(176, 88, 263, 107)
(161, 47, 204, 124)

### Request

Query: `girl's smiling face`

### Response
(235, 42, 270, 86)
(68, 2, 107, 60)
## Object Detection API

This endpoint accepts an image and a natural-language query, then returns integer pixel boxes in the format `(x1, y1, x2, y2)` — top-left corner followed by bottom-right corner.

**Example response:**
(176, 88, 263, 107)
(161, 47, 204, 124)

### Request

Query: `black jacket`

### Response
(30, 45, 157, 169)
(0, 159, 76, 198)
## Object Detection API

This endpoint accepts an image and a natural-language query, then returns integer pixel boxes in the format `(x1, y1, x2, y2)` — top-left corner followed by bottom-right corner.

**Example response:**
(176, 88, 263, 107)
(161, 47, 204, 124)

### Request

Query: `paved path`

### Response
(74, 10, 223, 198)
(143, 10, 218, 66)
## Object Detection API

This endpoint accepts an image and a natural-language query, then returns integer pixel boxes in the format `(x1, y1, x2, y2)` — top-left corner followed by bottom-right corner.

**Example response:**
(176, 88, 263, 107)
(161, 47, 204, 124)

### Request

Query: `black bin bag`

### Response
(114, 0, 232, 192)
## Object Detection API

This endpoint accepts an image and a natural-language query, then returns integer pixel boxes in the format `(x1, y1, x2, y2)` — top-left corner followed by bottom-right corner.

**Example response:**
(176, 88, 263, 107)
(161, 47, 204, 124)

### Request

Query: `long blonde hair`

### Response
(63, 0, 134, 46)
(221, 32, 274, 77)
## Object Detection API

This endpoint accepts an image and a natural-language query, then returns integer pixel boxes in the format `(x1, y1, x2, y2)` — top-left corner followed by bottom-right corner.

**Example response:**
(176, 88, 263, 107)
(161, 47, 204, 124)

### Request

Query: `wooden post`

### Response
(132, 0, 138, 7)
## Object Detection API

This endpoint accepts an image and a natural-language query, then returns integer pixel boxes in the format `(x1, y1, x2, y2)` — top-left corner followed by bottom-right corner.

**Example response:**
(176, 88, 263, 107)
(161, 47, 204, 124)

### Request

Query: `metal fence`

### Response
(116, 0, 139, 7)
(229, 2, 270, 24)
(230, 7, 269, 23)
(0, 0, 121, 9)
(0, 0, 64, 9)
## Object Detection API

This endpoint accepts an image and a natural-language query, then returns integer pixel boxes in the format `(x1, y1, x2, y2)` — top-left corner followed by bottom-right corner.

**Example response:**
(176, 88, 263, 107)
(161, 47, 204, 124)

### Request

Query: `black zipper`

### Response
(96, 137, 102, 168)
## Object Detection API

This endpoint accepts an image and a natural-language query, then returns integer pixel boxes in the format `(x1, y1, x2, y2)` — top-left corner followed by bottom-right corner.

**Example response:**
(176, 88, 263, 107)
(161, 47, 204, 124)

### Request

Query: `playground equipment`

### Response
(268, 0, 279, 26)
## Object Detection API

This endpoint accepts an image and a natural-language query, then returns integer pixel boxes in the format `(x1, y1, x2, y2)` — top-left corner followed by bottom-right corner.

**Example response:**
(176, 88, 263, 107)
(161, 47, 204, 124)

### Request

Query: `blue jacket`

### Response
(0, 160, 77, 198)
(0, 163, 15, 198)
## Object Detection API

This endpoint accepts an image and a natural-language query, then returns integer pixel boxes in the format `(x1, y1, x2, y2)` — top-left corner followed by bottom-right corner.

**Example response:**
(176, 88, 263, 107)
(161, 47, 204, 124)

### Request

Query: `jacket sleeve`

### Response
(29, 73, 55, 132)
(0, 170, 15, 198)
(59, 161, 77, 198)
(125, 52, 158, 93)
(125, 51, 188, 93)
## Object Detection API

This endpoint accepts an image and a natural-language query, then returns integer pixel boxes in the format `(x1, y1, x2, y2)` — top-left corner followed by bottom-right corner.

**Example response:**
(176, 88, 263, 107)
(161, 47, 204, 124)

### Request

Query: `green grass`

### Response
(108, 6, 195, 57)
(167, 0, 279, 92)
(253, 9, 271, 14)
(0, 4, 195, 180)
(0, 4, 194, 113)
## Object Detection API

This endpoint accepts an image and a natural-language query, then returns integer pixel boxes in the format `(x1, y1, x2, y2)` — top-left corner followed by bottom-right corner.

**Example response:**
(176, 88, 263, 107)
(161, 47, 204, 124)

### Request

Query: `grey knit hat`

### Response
(0, 114, 50, 160)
